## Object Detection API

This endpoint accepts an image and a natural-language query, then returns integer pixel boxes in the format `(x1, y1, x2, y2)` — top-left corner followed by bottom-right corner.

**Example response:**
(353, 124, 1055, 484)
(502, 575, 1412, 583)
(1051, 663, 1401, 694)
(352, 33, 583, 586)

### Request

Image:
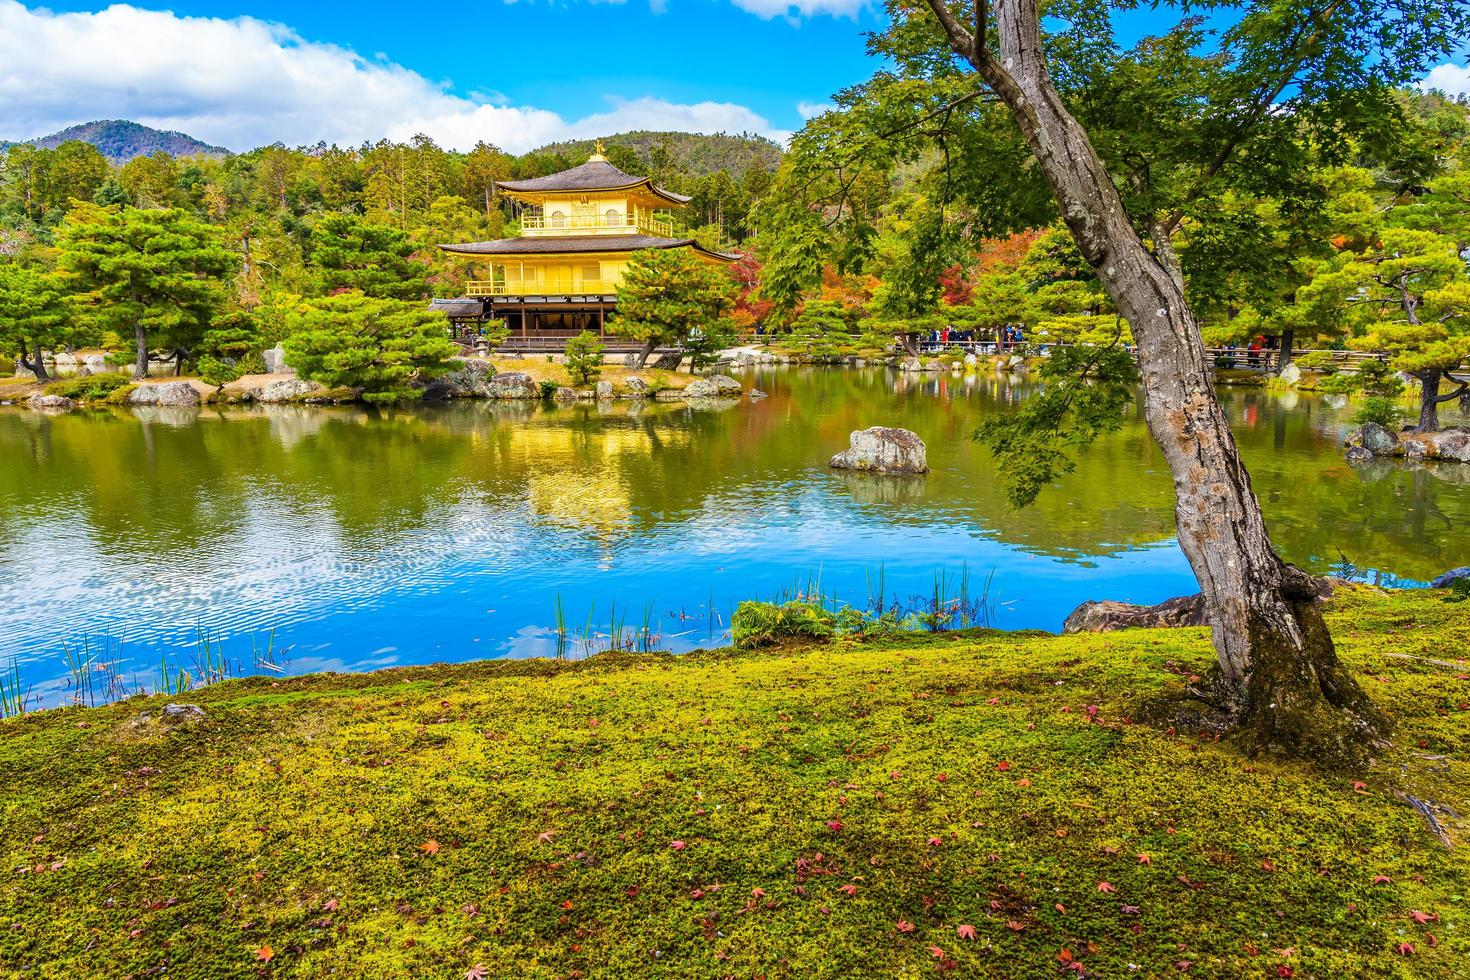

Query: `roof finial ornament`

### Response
(589, 139, 607, 163)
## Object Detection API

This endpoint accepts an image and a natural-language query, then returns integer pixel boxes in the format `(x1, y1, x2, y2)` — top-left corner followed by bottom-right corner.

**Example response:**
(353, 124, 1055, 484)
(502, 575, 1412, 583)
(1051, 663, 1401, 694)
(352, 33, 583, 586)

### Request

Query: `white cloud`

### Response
(796, 100, 835, 120)
(1422, 62, 1470, 98)
(0, 1, 787, 153)
(728, 0, 869, 19)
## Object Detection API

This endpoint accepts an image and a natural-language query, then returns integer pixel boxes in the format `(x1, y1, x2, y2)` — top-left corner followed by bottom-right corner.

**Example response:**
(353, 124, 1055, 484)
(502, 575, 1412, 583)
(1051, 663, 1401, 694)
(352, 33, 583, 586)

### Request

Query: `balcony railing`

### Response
(520, 212, 675, 238)
(467, 279, 618, 297)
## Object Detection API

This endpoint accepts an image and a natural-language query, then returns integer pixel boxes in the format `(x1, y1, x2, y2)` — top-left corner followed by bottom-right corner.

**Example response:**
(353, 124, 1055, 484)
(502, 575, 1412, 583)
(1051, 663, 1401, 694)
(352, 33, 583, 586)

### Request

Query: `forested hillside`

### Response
(534, 131, 783, 179)
(23, 120, 228, 163)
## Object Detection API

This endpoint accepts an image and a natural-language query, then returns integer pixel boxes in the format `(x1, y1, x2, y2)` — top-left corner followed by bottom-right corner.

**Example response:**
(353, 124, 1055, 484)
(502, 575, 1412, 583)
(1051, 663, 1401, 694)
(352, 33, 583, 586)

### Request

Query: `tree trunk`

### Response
(1415, 369, 1442, 432)
(132, 323, 149, 381)
(925, 0, 1386, 763)
(1278, 327, 1295, 370)
(633, 337, 657, 370)
(19, 337, 50, 384)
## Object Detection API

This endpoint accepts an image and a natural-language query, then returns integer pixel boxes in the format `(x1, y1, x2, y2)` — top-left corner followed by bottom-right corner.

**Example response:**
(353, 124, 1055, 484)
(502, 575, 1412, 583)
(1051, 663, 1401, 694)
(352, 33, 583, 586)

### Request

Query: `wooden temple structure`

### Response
(435, 145, 735, 351)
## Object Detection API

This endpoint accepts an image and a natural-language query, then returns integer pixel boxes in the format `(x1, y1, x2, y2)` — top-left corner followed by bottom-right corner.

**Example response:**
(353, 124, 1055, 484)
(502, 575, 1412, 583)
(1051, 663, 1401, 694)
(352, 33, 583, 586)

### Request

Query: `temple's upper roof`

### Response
(496, 159, 692, 206)
(438, 234, 734, 260)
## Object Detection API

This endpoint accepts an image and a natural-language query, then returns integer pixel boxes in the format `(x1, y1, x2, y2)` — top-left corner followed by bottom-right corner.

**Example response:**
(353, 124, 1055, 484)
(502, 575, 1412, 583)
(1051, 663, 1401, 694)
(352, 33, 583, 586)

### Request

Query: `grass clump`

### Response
(44, 373, 134, 402)
(0, 586, 1467, 978)
(731, 599, 837, 647)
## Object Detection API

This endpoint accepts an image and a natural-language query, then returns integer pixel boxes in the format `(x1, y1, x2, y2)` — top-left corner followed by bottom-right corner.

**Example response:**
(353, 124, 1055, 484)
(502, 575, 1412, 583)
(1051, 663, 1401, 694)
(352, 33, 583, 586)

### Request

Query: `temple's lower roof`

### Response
(438, 235, 735, 260)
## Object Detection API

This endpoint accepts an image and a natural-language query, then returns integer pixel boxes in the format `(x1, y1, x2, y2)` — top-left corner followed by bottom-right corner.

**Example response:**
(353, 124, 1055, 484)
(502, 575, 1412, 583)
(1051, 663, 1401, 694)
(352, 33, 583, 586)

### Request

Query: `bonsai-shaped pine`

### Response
(782, 300, 854, 362)
(196, 309, 263, 386)
(563, 330, 605, 386)
(607, 248, 736, 368)
(56, 203, 232, 379)
(0, 261, 76, 383)
(282, 291, 458, 403)
(310, 213, 428, 300)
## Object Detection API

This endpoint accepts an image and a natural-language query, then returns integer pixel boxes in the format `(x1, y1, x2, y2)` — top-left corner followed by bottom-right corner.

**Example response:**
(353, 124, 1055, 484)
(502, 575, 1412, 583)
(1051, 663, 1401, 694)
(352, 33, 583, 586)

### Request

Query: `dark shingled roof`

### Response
(496, 160, 692, 204)
(438, 234, 735, 261)
(429, 298, 485, 317)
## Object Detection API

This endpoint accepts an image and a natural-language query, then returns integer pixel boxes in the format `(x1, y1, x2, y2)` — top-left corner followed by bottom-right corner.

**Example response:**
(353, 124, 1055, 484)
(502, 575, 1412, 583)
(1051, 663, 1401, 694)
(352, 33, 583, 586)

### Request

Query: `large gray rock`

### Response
(254, 378, 317, 403)
(682, 378, 720, 399)
(650, 351, 684, 371)
(1063, 594, 1207, 634)
(1344, 422, 1401, 456)
(1277, 361, 1302, 385)
(552, 386, 579, 404)
(624, 375, 649, 396)
(129, 382, 200, 407)
(595, 380, 614, 400)
(1431, 566, 1470, 588)
(262, 345, 293, 375)
(829, 427, 928, 475)
(1403, 428, 1470, 462)
(898, 356, 923, 373)
(28, 393, 74, 411)
(486, 372, 539, 399)
(422, 359, 494, 400)
(707, 374, 743, 396)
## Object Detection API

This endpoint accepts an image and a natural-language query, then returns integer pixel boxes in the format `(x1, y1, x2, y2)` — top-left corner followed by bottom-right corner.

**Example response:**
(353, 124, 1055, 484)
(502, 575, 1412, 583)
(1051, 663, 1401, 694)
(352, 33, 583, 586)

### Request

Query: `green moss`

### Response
(1, 586, 1467, 978)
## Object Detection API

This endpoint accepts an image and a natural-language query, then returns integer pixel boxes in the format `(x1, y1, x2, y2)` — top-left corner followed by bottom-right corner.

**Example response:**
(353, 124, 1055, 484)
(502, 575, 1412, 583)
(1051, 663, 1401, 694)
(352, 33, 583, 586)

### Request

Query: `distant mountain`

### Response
(532, 131, 783, 179)
(25, 120, 229, 163)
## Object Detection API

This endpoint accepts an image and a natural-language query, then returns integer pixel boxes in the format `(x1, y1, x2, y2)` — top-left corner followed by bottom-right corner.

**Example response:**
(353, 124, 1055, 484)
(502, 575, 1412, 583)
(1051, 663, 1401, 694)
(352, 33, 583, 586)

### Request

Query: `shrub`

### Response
(1354, 395, 1402, 428)
(731, 601, 837, 649)
(563, 331, 605, 386)
(45, 373, 133, 401)
(538, 379, 561, 398)
(197, 355, 243, 386)
(1293, 350, 1339, 373)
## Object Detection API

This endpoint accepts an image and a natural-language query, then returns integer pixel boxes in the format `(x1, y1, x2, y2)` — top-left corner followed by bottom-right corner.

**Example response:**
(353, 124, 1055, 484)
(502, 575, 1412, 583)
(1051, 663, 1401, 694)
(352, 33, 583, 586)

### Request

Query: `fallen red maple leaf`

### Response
(996, 761, 1012, 771)
(418, 840, 440, 855)
(896, 919, 916, 933)
(957, 924, 977, 940)
(1396, 942, 1415, 956)
(1005, 920, 1026, 932)
(927, 836, 943, 847)
(928, 945, 946, 959)
(1097, 881, 1116, 893)
(670, 840, 687, 850)
(255, 946, 273, 962)
(1137, 854, 1151, 865)
(465, 967, 488, 980)
(1372, 875, 1392, 885)
(1411, 910, 1438, 924)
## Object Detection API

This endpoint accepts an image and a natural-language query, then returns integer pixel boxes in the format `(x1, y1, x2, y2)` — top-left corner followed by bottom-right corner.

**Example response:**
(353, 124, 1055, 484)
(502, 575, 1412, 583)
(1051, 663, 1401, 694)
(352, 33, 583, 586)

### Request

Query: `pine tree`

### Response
(282, 291, 458, 403)
(607, 249, 736, 368)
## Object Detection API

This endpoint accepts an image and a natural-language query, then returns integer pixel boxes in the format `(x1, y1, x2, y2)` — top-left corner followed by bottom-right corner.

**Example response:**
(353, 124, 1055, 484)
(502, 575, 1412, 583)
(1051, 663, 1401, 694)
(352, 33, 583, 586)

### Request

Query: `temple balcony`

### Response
(466, 279, 618, 297)
(519, 212, 675, 238)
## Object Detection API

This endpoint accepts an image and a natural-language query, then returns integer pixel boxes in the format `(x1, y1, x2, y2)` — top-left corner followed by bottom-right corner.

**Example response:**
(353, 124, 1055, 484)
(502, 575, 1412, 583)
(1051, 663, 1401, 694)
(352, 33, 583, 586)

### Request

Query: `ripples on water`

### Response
(0, 368, 1465, 703)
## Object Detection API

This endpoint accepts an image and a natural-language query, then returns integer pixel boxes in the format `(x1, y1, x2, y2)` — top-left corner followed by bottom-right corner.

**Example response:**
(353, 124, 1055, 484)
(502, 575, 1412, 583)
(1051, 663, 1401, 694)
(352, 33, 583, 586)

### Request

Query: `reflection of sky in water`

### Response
(0, 370, 1464, 705)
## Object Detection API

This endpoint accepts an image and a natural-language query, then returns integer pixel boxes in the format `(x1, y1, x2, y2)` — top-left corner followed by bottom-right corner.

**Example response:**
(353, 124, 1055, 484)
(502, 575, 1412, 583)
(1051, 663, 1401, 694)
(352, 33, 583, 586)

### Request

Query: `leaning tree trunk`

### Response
(132, 323, 149, 381)
(19, 337, 50, 384)
(633, 337, 657, 370)
(925, 0, 1387, 763)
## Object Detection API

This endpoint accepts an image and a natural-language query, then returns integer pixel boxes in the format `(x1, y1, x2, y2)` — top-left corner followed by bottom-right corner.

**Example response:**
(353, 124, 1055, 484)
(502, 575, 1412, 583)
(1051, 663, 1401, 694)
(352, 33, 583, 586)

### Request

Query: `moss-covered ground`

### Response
(2, 586, 1467, 978)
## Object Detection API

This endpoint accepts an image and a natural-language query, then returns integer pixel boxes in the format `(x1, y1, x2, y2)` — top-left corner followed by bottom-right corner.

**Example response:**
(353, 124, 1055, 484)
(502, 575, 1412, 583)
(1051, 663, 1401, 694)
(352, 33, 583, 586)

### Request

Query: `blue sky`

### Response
(1, 1, 1467, 154)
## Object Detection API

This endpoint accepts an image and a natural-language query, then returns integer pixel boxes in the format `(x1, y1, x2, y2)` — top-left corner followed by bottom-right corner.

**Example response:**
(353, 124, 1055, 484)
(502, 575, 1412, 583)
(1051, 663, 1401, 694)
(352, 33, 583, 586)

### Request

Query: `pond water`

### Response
(1, 367, 1465, 704)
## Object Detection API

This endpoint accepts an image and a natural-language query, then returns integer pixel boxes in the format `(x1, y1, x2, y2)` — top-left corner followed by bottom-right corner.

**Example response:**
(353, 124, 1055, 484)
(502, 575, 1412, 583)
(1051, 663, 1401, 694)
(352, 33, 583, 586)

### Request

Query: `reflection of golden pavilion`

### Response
(437, 144, 735, 347)
(515, 425, 689, 539)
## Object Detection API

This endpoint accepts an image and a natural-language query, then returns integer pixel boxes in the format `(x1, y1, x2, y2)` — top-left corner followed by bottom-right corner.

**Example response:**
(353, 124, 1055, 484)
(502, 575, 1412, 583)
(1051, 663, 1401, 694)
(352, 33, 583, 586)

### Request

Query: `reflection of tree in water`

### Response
(835, 472, 927, 508)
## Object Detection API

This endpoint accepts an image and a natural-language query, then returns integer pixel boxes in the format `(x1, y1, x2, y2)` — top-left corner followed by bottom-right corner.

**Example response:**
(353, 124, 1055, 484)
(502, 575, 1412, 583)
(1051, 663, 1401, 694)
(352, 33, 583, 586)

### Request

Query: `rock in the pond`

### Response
(1062, 594, 1207, 634)
(1431, 566, 1470, 589)
(898, 356, 924, 373)
(624, 375, 649, 396)
(254, 378, 317, 403)
(1345, 445, 1374, 464)
(1344, 422, 1401, 456)
(487, 372, 539, 399)
(707, 374, 743, 396)
(595, 380, 614, 400)
(1402, 428, 1470, 463)
(262, 345, 292, 375)
(749, 389, 768, 400)
(28, 393, 74, 411)
(682, 378, 720, 399)
(552, 386, 579, 404)
(1278, 361, 1302, 385)
(829, 426, 928, 475)
(129, 382, 200, 407)
(964, 353, 978, 367)
(422, 359, 493, 400)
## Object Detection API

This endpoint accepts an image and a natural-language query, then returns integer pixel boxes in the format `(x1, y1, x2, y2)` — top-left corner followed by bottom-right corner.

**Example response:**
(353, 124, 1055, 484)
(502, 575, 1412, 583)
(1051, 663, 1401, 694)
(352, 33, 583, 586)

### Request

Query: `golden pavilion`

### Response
(436, 145, 735, 350)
